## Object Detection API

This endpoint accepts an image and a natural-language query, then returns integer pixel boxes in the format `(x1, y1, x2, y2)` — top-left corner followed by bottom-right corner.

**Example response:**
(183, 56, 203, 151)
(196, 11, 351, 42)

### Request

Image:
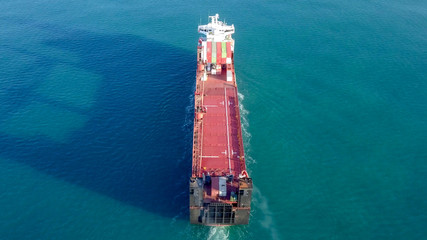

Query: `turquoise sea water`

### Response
(1, 0, 426, 239)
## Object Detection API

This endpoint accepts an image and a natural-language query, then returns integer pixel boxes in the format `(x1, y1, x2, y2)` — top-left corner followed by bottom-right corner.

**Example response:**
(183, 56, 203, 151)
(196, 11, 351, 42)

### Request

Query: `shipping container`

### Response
(219, 177, 227, 197)
(227, 70, 232, 82)
(222, 42, 227, 63)
(212, 41, 216, 64)
(226, 42, 231, 58)
(207, 41, 212, 63)
(202, 41, 207, 62)
(217, 42, 222, 65)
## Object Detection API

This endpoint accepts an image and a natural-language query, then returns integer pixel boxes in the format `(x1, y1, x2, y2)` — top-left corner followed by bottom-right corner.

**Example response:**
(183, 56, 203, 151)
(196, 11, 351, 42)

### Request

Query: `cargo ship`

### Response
(190, 14, 253, 226)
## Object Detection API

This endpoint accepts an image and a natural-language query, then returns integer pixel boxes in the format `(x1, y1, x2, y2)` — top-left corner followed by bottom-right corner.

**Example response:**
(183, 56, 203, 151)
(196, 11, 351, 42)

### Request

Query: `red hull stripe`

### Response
(216, 42, 222, 65)
(226, 42, 231, 58)
(207, 41, 212, 63)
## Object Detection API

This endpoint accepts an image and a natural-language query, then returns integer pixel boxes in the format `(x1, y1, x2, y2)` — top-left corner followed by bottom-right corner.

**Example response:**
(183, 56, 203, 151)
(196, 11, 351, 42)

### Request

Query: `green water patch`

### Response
(0, 102, 86, 142)
(37, 65, 101, 109)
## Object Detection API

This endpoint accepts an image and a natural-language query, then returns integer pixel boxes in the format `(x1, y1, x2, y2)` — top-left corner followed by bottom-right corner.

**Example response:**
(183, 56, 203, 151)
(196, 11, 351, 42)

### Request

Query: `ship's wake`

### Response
(238, 92, 254, 166)
(207, 227, 230, 240)
(252, 186, 281, 240)
(177, 80, 196, 167)
(238, 93, 281, 239)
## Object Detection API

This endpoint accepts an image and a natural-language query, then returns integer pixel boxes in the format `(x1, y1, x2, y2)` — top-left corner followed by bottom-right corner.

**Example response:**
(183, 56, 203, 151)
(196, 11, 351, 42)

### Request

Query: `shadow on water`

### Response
(0, 25, 195, 220)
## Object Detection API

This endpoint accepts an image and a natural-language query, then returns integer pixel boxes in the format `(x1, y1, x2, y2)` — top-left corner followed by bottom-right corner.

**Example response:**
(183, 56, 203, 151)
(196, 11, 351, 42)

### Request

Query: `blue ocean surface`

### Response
(0, 0, 426, 239)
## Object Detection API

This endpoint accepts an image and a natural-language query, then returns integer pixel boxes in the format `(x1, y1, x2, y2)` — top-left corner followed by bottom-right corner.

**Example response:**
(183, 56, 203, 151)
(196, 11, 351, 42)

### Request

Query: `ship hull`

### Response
(190, 16, 252, 225)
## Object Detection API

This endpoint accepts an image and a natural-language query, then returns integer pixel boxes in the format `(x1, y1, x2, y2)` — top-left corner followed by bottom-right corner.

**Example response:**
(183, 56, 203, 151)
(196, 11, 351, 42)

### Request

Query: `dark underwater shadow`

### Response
(0, 25, 195, 220)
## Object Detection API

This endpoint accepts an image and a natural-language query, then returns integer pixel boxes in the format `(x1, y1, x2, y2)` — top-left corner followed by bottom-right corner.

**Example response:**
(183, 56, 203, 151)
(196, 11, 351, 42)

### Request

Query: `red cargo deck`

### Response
(192, 65, 246, 179)
(199, 72, 244, 177)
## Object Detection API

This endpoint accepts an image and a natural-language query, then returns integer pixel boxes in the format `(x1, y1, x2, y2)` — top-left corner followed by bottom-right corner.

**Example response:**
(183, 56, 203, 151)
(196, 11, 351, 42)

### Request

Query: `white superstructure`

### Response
(198, 14, 235, 42)
(198, 14, 234, 79)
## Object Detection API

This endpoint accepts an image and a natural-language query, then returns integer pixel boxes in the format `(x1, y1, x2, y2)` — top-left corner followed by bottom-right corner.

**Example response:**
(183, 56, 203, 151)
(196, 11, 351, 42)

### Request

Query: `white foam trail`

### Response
(253, 186, 281, 240)
(237, 93, 280, 239)
(207, 227, 229, 240)
(182, 81, 196, 131)
(237, 93, 254, 165)
(176, 82, 195, 166)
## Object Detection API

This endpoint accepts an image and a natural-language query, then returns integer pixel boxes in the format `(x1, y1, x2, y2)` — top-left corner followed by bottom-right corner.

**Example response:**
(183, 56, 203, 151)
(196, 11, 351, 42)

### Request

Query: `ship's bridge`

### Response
(198, 14, 234, 42)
